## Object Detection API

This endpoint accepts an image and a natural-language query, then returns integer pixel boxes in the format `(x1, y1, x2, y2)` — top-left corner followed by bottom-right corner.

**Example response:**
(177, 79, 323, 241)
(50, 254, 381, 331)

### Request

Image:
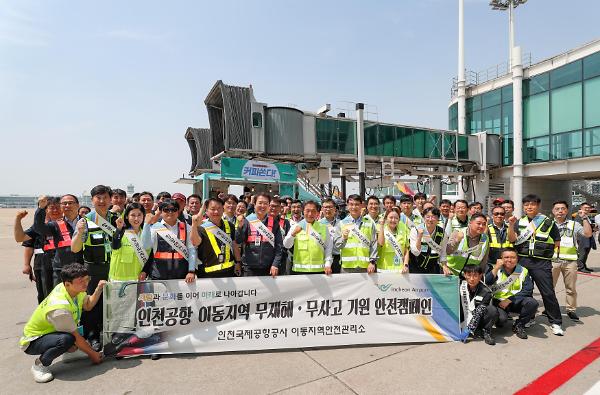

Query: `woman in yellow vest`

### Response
(109, 203, 150, 281)
(377, 208, 410, 273)
(20, 263, 104, 383)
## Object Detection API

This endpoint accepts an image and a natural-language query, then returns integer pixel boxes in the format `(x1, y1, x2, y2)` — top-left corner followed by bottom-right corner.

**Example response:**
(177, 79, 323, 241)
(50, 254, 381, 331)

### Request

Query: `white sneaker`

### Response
(551, 324, 564, 336)
(31, 360, 53, 383)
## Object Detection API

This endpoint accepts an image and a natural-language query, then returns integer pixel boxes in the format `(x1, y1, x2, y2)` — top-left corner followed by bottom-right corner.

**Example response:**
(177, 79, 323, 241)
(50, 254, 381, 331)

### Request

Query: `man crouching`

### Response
(20, 263, 104, 383)
(485, 247, 538, 339)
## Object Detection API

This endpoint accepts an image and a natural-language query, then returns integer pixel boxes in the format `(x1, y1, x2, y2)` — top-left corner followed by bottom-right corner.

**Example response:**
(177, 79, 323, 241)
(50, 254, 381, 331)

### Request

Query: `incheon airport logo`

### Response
(242, 160, 280, 181)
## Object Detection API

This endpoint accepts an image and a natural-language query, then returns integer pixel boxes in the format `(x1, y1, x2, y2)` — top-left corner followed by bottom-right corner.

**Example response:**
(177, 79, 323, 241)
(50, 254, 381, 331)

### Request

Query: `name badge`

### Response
(420, 244, 429, 253)
(77, 325, 84, 336)
(218, 253, 225, 263)
(254, 235, 261, 246)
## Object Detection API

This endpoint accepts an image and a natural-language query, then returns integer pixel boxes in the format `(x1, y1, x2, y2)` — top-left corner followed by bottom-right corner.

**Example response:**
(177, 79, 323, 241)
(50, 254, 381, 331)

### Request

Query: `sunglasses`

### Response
(162, 207, 178, 213)
(493, 212, 505, 216)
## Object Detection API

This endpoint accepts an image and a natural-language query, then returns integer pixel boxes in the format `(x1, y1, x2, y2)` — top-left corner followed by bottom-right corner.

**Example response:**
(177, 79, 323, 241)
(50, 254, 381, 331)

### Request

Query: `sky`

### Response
(1, 0, 599, 196)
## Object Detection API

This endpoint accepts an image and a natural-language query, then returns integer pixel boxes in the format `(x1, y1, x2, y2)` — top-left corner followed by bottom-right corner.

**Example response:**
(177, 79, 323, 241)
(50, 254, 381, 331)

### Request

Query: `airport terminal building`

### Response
(449, 39, 600, 207)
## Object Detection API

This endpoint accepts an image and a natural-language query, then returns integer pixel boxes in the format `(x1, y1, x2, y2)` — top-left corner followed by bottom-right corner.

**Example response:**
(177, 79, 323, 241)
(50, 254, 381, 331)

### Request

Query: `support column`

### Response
(512, 46, 524, 218)
(356, 103, 366, 200)
(340, 167, 347, 201)
(430, 177, 442, 203)
(457, 0, 467, 200)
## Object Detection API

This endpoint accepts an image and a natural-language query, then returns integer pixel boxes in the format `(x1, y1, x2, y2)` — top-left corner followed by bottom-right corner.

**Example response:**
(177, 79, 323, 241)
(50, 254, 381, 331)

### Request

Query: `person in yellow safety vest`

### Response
(283, 200, 333, 275)
(377, 207, 410, 273)
(409, 207, 448, 274)
(398, 195, 421, 229)
(487, 206, 513, 271)
(551, 200, 592, 322)
(109, 203, 150, 282)
(334, 194, 378, 274)
(365, 195, 382, 223)
(508, 194, 564, 336)
(192, 198, 242, 278)
(445, 199, 470, 234)
(445, 213, 489, 276)
(20, 263, 104, 383)
(485, 248, 538, 339)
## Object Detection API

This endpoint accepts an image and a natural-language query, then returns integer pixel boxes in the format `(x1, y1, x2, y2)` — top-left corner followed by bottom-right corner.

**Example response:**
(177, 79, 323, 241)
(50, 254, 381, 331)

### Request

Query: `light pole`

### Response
(489, 0, 527, 68)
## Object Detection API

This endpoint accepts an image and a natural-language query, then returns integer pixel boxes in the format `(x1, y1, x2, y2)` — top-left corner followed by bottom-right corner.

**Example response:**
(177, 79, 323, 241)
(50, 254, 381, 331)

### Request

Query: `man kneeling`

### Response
(485, 247, 538, 339)
(20, 263, 104, 383)
(460, 265, 498, 345)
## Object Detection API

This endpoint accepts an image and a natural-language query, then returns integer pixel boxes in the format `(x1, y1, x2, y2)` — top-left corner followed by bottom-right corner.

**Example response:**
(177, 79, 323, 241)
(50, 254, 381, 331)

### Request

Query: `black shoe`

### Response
(483, 330, 496, 345)
(512, 323, 528, 339)
(580, 268, 592, 273)
(567, 311, 580, 322)
(151, 354, 161, 360)
(473, 329, 483, 339)
(584, 266, 594, 272)
(89, 338, 102, 352)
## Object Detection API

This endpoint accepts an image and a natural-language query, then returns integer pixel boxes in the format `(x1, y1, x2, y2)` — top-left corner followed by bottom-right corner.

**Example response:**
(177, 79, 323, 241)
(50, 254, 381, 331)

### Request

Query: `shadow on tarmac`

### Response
(49, 357, 142, 382)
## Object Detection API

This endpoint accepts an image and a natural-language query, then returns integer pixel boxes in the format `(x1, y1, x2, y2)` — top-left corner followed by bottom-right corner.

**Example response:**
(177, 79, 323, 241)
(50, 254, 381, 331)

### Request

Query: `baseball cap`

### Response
(172, 193, 186, 202)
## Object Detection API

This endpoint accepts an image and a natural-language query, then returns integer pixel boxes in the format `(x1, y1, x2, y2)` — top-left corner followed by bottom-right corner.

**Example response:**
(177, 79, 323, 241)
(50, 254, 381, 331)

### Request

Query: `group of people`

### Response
(13, 186, 598, 383)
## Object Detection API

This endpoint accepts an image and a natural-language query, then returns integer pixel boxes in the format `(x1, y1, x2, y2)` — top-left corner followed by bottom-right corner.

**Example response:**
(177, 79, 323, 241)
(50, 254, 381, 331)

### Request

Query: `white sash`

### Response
(350, 225, 371, 247)
(515, 215, 545, 246)
(94, 213, 116, 237)
(402, 213, 414, 229)
(421, 226, 443, 253)
(308, 225, 326, 252)
(156, 227, 189, 261)
(125, 230, 148, 264)
(385, 229, 404, 257)
(459, 281, 474, 329)
(203, 221, 233, 250)
(490, 272, 519, 293)
(457, 234, 482, 256)
(249, 218, 275, 247)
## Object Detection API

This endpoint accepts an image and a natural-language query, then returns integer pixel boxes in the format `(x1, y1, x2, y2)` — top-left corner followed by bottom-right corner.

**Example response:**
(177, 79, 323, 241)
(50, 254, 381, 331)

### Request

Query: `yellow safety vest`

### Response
(20, 283, 85, 346)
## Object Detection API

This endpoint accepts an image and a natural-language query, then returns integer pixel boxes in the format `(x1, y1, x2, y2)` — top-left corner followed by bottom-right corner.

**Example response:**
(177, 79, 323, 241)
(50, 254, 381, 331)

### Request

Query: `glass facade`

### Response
(465, 86, 513, 165)
(454, 49, 600, 165)
(316, 118, 468, 160)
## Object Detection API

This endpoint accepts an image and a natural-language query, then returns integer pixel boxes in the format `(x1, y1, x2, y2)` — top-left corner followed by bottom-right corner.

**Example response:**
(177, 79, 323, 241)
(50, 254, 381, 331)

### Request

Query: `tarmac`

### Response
(1, 208, 599, 394)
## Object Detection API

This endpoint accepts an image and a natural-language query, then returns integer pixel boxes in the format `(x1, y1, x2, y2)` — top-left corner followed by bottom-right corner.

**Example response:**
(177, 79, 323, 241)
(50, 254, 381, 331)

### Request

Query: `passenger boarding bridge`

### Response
(184, 80, 499, 201)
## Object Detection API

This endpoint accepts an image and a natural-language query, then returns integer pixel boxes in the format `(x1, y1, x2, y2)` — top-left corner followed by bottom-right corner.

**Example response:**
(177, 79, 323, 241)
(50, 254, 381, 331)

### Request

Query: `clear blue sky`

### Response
(1, 0, 598, 196)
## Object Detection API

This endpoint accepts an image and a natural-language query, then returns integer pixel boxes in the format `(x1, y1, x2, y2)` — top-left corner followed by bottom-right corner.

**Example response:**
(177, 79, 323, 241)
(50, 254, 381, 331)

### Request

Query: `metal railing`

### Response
(450, 52, 532, 98)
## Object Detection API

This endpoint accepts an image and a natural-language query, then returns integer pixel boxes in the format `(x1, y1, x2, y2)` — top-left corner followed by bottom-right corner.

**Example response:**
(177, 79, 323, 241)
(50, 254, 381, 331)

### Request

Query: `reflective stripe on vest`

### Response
(247, 216, 274, 243)
(154, 222, 187, 260)
(56, 220, 72, 248)
(43, 236, 56, 251)
(488, 224, 512, 249)
(413, 226, 445, 269)
(292, 221, 327, 272)
(203, 220, 234, 273)
(340, 217, 373, 269)
(447, 228, 488, 275)
(516, 215, 555, 259)
(553, 220, 578, 261)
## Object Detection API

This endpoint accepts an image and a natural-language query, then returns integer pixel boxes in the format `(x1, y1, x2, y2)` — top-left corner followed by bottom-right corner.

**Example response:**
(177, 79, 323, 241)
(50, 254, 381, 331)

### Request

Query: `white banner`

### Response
(103, 273, 460, 356)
